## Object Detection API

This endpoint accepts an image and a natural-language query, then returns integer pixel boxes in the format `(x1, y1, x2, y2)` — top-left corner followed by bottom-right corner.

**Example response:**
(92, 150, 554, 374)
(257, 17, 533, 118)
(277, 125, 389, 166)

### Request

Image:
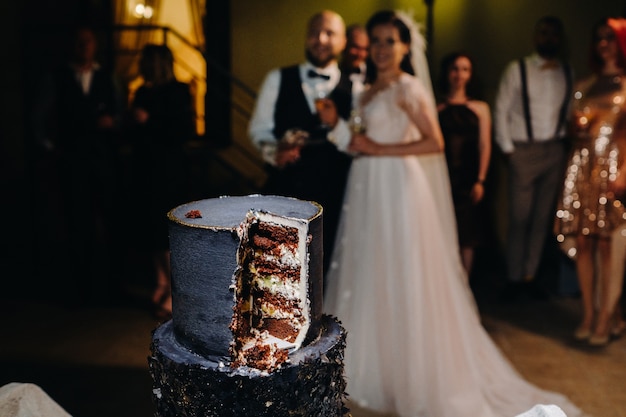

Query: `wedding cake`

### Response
(148, 195, 347, 417)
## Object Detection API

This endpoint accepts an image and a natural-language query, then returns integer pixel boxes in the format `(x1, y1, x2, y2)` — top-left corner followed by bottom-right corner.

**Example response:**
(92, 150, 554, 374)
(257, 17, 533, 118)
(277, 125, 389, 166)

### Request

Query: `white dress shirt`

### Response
(248, 61, 352, 164)
(71, 62, 100, 95)
(494, 54, 572, 154)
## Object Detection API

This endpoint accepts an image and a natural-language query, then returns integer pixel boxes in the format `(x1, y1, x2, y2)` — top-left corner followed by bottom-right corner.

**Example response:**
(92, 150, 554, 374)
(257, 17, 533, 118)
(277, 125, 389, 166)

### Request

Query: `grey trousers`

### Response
(506, 139, 567, 283)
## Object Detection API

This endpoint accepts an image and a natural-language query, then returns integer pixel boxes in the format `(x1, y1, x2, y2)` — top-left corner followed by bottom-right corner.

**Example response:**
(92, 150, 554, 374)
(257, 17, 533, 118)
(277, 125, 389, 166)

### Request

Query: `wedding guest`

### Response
(324, 10, 583, 417)
(494, 16, 573, 299)
(248, 10, 354, 274)
(340, 24, 369, 89)
(126, 43, 195, 319)
(437, 52, 491, 278)
(34, 24, 120, 304)
(554, 17, 626, 346)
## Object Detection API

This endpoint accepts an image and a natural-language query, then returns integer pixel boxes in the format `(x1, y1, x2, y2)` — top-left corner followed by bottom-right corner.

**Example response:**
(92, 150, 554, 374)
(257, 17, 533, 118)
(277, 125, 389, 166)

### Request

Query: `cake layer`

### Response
(149, 316, 348, 417)
(231, 209, 311, 371)
(167, 195, 323, 359)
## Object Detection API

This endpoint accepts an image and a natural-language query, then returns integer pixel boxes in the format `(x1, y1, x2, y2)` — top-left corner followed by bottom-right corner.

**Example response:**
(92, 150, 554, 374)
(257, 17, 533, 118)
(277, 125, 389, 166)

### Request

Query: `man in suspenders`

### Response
(248, 10, 356, 275)
(494, 16, 572, 298)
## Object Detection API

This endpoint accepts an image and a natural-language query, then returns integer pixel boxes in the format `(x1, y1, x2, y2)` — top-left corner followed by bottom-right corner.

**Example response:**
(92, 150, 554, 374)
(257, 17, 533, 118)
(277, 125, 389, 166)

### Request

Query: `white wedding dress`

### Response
(324, 73, 583, 417)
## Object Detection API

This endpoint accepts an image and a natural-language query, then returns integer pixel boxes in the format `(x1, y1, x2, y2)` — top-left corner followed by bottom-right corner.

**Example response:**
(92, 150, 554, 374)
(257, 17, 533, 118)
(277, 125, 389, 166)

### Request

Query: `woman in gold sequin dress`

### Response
(555, 17, 626, 346)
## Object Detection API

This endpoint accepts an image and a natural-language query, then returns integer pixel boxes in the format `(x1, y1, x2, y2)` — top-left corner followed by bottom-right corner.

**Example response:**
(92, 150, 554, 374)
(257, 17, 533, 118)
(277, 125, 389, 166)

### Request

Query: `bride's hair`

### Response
(365, 10, 415, 82)
(364, 10, 436, 109)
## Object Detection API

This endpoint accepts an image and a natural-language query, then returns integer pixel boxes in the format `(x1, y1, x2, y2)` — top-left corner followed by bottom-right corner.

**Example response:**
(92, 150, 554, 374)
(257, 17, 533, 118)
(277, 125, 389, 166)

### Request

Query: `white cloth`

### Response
(248, 61, 353, 156)
(324, 73, 583, 417)
(0, 383, 71, 417)
(515, 404, 568, 417)
(494, 54, 571, 154)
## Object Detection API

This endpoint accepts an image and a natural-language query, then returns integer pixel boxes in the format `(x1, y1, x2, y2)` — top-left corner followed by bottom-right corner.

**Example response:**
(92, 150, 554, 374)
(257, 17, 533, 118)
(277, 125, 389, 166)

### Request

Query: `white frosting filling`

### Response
(251, 273, 301, 300)
(256, 246, 300, 267)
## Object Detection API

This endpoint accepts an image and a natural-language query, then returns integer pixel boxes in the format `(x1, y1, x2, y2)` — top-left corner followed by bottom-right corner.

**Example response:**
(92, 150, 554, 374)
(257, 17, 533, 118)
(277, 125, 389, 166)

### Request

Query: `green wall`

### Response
(232, 0, 625, 102)
(232, 0, 430, 93)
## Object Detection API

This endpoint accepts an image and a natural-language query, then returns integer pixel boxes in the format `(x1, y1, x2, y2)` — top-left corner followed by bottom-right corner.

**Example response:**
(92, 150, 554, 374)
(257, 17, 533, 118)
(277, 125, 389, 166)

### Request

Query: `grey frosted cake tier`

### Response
(167, 195, 324, 360)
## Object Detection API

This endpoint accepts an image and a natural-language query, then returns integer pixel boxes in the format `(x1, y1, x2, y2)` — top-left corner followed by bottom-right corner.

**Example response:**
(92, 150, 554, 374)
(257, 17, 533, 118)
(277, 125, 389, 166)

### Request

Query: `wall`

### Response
(232, 0, 625, 99)
(432, 0, 625, 102)
(232, 0, 429, 92)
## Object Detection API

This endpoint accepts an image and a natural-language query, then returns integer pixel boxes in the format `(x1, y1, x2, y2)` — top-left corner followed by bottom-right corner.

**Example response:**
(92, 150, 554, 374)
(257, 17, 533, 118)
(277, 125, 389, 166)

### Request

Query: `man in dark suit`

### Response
(340, 24, 369, 90)
(37, 24, 120, 304)
(249, 10, 356, 275)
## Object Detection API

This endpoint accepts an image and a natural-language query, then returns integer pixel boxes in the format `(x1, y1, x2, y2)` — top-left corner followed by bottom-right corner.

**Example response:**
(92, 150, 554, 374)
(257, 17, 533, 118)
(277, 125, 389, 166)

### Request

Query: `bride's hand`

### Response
(349, 133, 380, 155)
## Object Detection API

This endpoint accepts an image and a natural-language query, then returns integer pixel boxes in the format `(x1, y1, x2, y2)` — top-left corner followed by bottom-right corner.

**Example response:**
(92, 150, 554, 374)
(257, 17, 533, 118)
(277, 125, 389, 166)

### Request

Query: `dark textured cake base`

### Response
(149, 315, 348, 417)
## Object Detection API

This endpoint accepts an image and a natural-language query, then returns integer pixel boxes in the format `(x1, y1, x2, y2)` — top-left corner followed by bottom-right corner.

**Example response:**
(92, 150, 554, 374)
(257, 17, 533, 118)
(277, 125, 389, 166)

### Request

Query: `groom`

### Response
(248, 10, 356, 274)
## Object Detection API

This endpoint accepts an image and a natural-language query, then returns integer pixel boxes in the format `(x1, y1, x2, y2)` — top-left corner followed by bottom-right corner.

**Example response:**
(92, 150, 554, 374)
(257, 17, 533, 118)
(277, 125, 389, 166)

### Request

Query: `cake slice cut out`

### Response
(230, 209, 311, 372)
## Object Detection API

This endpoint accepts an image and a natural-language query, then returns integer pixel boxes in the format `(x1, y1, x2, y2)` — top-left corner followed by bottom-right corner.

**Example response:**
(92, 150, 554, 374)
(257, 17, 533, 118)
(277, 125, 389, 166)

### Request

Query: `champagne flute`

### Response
(349, 109, 366, 134)
(348, 109, 366, 157)
(314, 90, 327, 114)
(314, 90, 330, 130)
(313, 84, 330, 129)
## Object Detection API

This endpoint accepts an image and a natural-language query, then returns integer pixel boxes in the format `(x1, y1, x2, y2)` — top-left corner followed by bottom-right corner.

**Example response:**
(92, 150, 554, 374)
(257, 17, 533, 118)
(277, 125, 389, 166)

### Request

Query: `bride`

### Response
(324, 10, 584, 417)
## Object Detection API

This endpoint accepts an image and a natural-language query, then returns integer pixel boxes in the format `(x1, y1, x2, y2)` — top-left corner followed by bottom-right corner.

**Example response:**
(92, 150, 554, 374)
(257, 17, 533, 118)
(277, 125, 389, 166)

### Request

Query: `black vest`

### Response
(264, 66, 353, 275)
(273, 65, 352, 140)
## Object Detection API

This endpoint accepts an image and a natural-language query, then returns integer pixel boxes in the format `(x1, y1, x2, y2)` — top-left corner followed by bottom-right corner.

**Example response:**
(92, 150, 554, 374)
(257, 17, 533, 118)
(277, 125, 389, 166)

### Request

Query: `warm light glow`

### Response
(120, 0, 207, 135)
(133, 3, 153, 19)
(133, 4, 144, 17)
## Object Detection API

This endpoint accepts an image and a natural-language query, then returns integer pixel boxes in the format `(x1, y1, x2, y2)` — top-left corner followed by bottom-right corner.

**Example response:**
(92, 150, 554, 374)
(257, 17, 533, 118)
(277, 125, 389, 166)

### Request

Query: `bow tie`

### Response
(347, 66, 362, 75)
(308, 69, 331, 80)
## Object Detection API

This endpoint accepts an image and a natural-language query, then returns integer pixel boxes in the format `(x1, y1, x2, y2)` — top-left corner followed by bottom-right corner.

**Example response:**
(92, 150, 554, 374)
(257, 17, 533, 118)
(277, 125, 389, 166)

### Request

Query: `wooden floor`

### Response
(348, 294, 626, 417)
(1, 279, 625, 417)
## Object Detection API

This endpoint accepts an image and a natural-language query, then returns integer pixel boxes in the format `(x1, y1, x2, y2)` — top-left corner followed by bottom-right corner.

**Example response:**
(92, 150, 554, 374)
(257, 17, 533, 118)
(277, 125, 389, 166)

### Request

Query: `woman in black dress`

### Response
(437, 52, 491, 278)
(128, 44, 195, 318)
